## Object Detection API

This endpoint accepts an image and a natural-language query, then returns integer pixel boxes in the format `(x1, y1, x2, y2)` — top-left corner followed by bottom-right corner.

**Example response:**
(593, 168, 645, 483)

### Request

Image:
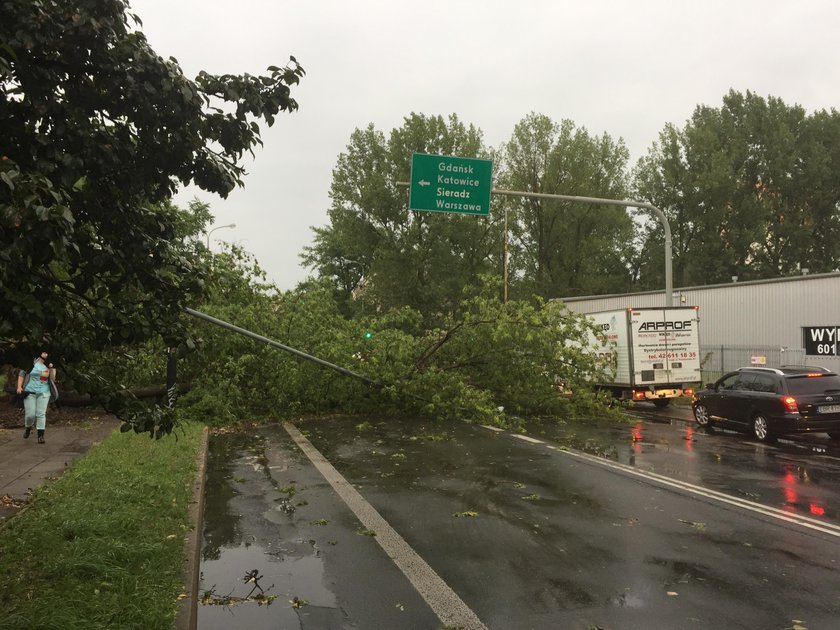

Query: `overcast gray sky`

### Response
(130, 0, 839, 290)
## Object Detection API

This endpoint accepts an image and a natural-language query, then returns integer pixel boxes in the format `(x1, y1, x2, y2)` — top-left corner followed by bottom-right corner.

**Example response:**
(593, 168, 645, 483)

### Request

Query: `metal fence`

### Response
(698, 345, 806, 384)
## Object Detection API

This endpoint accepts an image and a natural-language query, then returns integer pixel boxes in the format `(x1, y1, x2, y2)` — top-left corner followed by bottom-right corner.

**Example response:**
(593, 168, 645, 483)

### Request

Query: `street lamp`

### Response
(206, 223, 236, 249)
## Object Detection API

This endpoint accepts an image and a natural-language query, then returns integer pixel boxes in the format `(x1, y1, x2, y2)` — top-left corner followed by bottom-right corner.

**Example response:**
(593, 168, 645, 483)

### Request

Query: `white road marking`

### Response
(284, 423, 488, 630)
(511, 434, 544, 444)
(478, 425, 840, 539)
(560, 447, 840, 538)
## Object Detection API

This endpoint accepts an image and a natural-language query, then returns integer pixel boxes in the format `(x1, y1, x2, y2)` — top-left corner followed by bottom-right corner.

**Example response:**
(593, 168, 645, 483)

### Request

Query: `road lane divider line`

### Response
(284, 423, 488, 630)
(557, 448, 840, 538)
(480, 426, 840, 539)
(511, 434, 544, 444)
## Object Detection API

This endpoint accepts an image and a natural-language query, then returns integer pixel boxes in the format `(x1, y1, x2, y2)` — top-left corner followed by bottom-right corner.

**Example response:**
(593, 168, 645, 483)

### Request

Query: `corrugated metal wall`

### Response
(562, 273, 840, 376)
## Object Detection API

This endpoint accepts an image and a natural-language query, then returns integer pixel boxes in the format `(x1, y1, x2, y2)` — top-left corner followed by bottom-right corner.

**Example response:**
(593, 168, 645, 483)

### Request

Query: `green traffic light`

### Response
(363, 331, 373, 339)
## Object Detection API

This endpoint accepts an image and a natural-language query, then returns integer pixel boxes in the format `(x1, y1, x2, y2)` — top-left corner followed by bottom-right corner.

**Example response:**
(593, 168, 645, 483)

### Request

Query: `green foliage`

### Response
(497, 113, 634, 300)
(0, 0, 303, 436)
(374, 278, 618, 425)
(305, 111, 634, 320)
(174, 249, 616, 426)
(308, 97, 840, 314)
(633, 90, 840, 287)
(68, 212, 615, 428)
(301, 113, 502, 324)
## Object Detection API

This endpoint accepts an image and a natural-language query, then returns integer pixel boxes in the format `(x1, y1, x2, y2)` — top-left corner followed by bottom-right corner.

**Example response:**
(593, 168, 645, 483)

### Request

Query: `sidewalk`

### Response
(0, 416, 120, 524)
(0, 410, 206, 629)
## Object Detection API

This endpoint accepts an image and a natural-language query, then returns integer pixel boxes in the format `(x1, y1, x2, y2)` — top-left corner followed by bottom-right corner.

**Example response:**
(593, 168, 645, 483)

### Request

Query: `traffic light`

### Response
(363, 331, 373, 340)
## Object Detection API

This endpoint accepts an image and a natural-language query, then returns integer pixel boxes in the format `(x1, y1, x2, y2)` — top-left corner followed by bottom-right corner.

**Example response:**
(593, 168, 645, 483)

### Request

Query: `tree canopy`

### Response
(633, 90, 840, 287)
(497, 113, 634, 299)
(302, 113, 500, 323)
(173, 246, 617, 428)
(304, 112, 636, 317)
(7, 5, 840, 437)
(308, 96, 840, 310)
(0, 0, 303, 434)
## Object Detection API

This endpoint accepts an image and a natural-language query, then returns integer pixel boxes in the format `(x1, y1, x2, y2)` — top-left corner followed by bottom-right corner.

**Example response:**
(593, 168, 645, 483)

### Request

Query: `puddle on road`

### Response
(198, 429, 340, 630)
(609, 592, 645, 608)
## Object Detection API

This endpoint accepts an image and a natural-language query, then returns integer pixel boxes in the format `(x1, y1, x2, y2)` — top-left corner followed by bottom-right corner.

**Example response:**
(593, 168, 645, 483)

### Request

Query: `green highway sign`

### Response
(409, 153, 493, 216)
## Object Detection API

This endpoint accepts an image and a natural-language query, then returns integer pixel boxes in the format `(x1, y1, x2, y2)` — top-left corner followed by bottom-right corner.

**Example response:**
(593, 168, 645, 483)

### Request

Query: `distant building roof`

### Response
(562, 271, 840, 303)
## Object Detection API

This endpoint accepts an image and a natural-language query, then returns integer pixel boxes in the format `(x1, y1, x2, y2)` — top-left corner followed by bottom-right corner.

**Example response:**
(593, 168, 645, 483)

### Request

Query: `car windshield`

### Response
(785, 374, 840, 395)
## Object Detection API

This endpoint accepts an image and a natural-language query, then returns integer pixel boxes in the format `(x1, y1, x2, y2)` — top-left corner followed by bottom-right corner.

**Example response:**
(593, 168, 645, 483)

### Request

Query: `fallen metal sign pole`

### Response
(183, 307, 381, 387)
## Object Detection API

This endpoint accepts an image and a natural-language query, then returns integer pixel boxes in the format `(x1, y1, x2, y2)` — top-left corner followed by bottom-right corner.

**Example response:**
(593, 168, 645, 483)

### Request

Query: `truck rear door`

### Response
(629, 308, 701, 386)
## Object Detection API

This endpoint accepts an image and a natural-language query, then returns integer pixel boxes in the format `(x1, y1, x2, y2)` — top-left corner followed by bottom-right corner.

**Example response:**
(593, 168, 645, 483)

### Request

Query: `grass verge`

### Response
(0, 422, 204, 630)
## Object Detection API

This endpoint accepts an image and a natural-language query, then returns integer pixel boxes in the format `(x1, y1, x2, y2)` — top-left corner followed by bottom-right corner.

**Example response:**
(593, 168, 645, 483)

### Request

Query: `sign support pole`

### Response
(490, 188, 673, 307)
(397, 182, 674, 307)
(503, 206, 509, 304)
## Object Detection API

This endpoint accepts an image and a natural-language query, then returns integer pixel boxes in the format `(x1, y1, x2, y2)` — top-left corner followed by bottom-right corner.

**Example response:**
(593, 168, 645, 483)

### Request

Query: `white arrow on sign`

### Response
(418, 179, 430, 187)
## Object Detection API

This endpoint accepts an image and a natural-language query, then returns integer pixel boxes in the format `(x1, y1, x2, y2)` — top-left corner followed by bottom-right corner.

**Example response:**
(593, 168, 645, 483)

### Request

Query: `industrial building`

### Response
(562, 272, 840, 381)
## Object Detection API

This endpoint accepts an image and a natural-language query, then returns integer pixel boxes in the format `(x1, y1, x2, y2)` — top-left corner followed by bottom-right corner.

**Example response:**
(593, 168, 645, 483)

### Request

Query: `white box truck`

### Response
(586, 307, 701, 407)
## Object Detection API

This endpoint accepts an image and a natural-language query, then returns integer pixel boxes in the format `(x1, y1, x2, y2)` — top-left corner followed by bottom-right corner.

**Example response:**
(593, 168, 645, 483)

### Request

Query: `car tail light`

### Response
(633, 390, 646, 400)
(782, 396, 799, 413)
(806, 373, 824, 377)
(683, 388, 694, 397)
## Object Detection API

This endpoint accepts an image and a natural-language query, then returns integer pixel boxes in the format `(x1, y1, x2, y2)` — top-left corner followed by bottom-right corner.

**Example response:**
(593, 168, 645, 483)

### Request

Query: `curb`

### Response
(175, 425, 209, 630)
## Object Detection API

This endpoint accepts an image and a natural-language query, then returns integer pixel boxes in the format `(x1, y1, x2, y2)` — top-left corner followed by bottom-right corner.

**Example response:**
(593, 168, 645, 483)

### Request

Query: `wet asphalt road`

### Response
(197, 407, 840, 629)
(620, 404, 840, 523)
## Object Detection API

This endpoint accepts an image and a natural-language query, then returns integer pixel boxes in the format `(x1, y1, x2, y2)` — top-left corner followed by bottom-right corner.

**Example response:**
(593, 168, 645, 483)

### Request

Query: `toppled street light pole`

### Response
(183, 307, 380, 387)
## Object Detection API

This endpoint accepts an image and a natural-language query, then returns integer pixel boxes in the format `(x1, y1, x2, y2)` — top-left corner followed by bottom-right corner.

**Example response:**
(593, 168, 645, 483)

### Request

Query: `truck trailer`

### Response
(586, 306, 701, 406)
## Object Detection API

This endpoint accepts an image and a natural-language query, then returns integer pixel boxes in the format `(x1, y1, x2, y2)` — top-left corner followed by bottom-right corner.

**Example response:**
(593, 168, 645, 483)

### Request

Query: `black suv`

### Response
(692, 366, 840, 442)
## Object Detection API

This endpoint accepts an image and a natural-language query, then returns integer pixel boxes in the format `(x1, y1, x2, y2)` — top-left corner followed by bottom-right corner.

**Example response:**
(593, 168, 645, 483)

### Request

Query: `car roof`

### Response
(736, 366, 837, 377)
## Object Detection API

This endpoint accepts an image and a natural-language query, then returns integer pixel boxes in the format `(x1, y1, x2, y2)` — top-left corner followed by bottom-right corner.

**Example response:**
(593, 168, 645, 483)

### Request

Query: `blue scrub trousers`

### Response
(23, 392, 50, 431)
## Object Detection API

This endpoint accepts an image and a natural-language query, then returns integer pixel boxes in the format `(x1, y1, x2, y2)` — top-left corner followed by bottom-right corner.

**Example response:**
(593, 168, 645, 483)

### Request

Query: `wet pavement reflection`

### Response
(595, 404, 840, 524)
(197, 410, 840, 629)
(197, 426, 440, 630)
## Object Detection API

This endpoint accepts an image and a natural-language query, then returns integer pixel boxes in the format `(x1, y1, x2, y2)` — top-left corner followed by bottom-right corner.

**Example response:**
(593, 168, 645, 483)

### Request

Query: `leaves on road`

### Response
(678, 519, 706, 530)
(0, 494, 27, 509)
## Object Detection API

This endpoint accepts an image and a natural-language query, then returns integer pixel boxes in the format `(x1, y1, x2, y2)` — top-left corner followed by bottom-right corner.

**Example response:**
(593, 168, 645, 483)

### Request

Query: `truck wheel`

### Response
(653, 399, 670, 408)
(751, 414, 773, 442)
